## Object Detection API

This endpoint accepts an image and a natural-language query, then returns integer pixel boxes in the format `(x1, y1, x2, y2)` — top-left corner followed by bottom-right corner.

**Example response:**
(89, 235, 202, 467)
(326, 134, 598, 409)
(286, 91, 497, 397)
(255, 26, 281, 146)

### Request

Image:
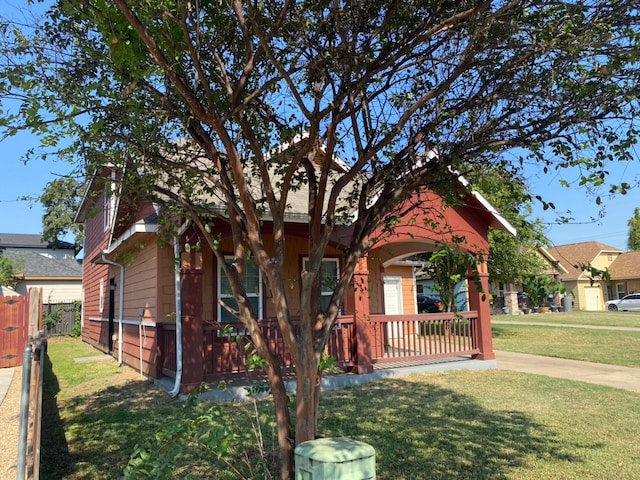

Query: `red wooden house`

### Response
(76, 164, 514, 394)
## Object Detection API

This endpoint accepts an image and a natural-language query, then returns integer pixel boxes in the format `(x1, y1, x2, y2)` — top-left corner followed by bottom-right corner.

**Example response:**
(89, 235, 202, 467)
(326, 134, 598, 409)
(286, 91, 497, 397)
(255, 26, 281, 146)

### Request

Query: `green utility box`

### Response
(295, 437, 376, 479)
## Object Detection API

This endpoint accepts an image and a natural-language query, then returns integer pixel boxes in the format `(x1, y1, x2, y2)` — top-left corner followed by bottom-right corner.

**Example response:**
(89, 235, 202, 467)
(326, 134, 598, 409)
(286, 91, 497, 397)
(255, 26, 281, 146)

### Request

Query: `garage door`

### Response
(584, 287, 601, 311)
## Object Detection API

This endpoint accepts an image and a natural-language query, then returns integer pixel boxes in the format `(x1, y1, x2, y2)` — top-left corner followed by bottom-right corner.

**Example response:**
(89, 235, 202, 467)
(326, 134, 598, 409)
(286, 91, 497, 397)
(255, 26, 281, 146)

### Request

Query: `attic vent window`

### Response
(607, 254, 613, 261)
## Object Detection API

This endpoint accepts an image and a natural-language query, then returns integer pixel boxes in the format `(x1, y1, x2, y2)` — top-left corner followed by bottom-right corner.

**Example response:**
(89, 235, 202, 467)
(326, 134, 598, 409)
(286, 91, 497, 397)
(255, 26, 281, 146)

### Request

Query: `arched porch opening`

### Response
(346, 190, 501, 374)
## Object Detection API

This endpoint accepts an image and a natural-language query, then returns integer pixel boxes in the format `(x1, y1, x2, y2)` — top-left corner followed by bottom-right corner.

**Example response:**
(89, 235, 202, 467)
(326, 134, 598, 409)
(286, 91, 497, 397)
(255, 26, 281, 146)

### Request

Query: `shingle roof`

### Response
(3, 251, 82, 278)
(547, 241, 622, 280)
(77, 137, 515, 236)
(0, 233, 75, 251)
(0, 233, 46, 248)
(607, 251, 640, 280)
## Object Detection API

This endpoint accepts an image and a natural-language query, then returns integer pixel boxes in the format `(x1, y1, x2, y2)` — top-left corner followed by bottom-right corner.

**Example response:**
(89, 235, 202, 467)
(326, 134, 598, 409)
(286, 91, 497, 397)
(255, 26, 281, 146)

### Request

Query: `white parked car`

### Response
(605, 294, 640, 311)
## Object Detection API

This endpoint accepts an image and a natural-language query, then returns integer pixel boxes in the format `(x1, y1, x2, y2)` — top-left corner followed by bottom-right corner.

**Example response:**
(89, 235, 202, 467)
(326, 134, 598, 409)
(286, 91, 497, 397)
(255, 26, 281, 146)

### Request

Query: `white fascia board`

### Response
(105, 220, 159, 255)
(455, 173, 517, 237)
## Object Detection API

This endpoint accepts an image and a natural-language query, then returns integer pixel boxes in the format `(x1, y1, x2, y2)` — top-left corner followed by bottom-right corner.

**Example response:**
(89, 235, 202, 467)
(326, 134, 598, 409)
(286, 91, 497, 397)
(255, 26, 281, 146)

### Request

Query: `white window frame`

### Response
(103, 171, 116, 232)
(99, 278, 105, 314)
(303, 257, 340, 312)
(218, 256, 263, 322)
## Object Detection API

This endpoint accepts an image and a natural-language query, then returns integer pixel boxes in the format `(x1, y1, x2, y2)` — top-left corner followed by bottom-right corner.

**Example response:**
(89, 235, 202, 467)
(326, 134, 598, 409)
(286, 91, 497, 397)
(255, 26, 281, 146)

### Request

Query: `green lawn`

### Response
(41, 335, 640, 479)
(492, 312, 640, 367)
(493, 310, 640, 328)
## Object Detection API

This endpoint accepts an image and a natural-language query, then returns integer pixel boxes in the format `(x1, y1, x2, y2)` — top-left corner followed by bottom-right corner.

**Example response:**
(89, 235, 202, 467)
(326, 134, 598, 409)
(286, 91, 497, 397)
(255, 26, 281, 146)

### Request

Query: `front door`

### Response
(384, 276, 403, 339)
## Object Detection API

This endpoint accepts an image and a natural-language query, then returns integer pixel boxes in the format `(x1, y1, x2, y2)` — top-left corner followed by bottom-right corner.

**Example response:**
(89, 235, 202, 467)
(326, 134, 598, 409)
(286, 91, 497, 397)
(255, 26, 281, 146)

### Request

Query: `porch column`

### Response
(467, 260, 495, 361)
(352, 256, 374, 374)
(180, 250, 204, 393)
(503, 284, 519, 314)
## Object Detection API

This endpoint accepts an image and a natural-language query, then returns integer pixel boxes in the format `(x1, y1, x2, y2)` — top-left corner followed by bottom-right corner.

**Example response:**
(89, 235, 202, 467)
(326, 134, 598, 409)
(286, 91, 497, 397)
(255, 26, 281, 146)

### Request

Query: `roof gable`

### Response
(537, 246, 569, 274)
(83, 138, 516, 250)
(607, 251, 640, 280)
(548, 241, 622, 280)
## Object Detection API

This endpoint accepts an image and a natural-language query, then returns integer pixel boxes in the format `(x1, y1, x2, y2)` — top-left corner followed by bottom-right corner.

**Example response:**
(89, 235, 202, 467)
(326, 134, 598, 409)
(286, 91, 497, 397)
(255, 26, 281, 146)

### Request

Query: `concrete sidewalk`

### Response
(495, 351, 640, 392)
(493, 320, 640, 332)
(0, 367, 20, 480)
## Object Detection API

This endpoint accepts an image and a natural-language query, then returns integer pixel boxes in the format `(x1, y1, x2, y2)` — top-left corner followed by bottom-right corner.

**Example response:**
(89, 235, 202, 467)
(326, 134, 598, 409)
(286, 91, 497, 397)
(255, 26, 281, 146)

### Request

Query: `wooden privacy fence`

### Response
(0, 295, 30, 368)
(159, 312, 479, 381)
(17, 331, 46, 480)
(43, 301, 80, 337)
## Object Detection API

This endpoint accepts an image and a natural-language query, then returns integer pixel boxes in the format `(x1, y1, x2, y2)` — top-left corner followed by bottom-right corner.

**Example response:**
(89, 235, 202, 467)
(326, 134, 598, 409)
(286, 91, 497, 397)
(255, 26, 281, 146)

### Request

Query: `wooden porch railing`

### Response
(369, 312, 480, 363)
(159, 312, 479, 381)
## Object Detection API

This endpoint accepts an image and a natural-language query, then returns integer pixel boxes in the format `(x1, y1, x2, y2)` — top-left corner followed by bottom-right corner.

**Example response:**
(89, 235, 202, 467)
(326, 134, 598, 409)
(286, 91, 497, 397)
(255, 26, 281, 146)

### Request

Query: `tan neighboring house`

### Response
(548, 241, 624, 311)
(497, 245, 569, 314)
(606, 250, 640, 300)
(0, 233, 83, 302)
(0, 285, 20, 296)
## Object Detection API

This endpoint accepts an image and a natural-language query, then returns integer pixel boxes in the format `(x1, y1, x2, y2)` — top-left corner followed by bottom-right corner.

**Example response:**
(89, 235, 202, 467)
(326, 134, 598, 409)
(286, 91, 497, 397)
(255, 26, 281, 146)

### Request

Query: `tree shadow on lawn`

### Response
(41, 380, 190, 480)
(41, 367, 604, 479)
(40, 351, 73, 480)
(318, 377, 600, 480)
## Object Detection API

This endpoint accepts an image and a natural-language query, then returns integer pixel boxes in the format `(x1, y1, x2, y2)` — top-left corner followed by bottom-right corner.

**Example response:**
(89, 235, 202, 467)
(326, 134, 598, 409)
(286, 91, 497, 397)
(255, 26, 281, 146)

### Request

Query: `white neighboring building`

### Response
(0, 233, 82, 302)
(0, 285, 20, 296)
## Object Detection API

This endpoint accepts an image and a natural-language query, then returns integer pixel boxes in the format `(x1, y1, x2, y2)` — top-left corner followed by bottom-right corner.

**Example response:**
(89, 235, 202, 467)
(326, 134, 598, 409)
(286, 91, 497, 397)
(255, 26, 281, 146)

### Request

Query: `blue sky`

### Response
(0, 130, 75, 240)
(1, 0, 638, 251)
(1, 126, 637, 251)
(526, 159, 639, 251)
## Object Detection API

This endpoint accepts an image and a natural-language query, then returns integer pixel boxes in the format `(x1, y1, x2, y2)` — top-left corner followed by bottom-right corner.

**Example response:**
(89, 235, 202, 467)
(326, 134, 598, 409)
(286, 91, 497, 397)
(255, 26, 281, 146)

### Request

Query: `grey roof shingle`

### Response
(0, 233, 75, 251)
(2, 251, 82, 278)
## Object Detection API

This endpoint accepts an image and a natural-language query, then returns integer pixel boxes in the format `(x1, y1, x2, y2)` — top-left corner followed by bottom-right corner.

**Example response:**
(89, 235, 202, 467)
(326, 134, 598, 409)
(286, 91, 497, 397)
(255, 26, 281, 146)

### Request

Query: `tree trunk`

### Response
(295, 360, 319, 446)
(264, 360, 294, 479)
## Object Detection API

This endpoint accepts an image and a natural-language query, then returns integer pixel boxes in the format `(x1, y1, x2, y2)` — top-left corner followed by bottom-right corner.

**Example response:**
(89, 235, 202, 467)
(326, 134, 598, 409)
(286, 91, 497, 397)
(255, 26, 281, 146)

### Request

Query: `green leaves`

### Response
(0, 255, 17, 288)
(574, 262, 611, 287)
(40, 177, 85, 248)
(123, 402, 242, 479)
(421, 244, 477, 313)
(627, 207, 640, 251)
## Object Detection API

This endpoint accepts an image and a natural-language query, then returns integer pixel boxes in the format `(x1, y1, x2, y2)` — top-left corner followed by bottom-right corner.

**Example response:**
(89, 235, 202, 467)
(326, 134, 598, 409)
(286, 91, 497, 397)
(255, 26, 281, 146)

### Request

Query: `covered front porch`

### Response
(156, 309, 496, 400)
(157, 302, 492, 387)
(156, 187, 507, 393)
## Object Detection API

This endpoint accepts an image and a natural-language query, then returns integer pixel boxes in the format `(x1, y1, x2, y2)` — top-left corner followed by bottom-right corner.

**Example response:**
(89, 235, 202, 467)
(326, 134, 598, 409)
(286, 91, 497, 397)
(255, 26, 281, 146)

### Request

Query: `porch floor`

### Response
(156, 355, 497, 402)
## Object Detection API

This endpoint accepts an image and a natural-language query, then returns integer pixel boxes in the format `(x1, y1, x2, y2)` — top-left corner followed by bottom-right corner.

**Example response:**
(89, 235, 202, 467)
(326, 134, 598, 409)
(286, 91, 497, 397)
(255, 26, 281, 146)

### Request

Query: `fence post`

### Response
(17, 344, 33, 480)
(30, 334, 46, 479)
